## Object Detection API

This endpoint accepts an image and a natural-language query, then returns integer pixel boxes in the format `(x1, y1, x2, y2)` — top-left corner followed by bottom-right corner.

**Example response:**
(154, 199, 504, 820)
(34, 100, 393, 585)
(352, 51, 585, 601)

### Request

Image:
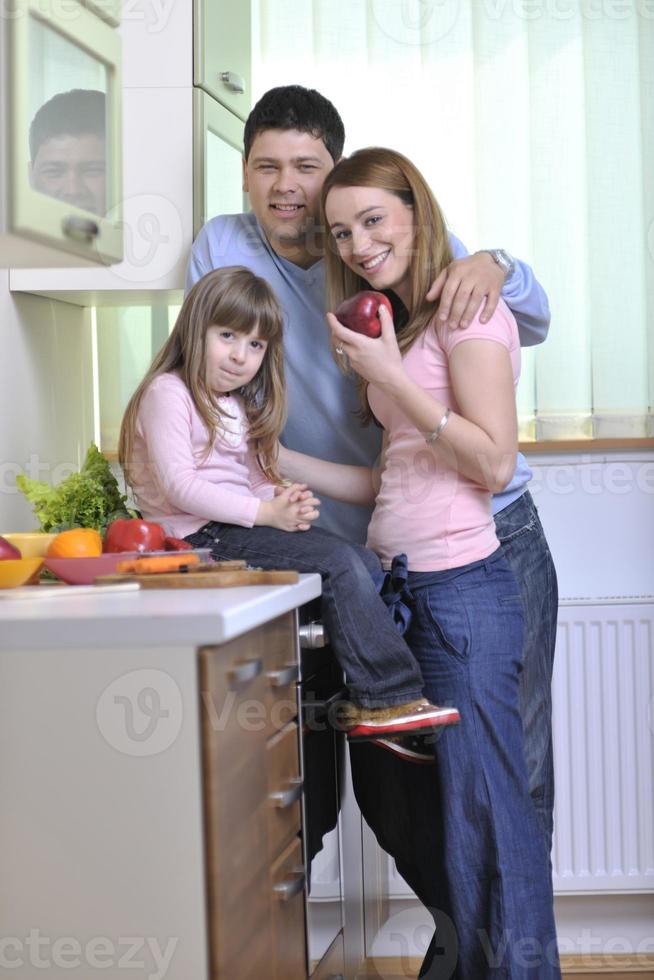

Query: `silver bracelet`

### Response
(425, 407, 451, 444)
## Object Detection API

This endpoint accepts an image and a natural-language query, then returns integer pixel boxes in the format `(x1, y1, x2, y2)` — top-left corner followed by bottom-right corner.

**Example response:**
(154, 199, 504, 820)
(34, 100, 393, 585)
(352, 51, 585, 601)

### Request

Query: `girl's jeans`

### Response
(185, 520, 425, 708)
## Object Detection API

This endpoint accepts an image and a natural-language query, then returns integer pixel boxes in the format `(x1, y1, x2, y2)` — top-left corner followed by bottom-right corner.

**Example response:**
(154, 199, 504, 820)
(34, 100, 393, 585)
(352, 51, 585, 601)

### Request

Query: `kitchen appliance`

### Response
(298, 600, 346, 977)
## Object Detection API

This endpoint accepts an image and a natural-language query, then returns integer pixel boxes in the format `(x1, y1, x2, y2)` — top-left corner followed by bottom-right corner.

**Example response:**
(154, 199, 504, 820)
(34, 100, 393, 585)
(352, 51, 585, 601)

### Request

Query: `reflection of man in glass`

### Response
(29, 89, 106, 216)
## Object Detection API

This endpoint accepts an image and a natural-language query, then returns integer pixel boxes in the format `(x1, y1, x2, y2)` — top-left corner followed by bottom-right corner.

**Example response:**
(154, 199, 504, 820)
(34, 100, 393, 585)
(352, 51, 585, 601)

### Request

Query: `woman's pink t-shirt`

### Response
(366, 301, 520, 572)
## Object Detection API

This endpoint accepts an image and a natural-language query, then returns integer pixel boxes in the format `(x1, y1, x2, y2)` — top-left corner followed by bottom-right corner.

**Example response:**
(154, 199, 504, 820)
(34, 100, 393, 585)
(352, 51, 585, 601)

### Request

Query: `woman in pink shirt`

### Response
(280, 148, 559, 979)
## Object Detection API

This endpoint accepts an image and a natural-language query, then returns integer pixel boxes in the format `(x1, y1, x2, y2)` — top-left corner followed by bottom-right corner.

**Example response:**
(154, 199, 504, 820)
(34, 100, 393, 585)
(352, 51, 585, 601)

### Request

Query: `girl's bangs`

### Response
(205, 284, 282, 342)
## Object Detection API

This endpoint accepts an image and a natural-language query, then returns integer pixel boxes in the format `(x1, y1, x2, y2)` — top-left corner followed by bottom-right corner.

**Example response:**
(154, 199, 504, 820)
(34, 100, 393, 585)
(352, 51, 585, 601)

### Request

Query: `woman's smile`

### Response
(325, 185, 414, 305)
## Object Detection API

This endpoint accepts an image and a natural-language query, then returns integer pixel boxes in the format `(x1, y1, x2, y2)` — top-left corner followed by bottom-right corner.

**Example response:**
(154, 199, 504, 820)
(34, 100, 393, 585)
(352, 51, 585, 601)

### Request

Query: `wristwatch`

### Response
(483, 248, 515, 280)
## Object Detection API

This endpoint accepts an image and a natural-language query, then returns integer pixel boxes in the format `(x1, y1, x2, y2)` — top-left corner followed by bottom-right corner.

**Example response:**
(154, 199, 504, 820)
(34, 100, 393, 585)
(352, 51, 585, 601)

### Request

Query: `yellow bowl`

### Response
(0, 557, 45, 588)
(1, 533, 57, 558)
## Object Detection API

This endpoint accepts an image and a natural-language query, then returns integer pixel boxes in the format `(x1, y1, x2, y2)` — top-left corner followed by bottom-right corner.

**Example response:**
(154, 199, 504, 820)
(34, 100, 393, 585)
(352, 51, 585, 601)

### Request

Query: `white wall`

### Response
(529, 451, 654, 600)
(0, 270, 95, 532)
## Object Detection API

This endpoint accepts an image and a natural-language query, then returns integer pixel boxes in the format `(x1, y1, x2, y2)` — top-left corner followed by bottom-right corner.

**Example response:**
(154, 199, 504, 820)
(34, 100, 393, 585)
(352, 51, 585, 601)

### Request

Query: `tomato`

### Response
(47, 528, 103, 558)
(103, 518, 165, 554)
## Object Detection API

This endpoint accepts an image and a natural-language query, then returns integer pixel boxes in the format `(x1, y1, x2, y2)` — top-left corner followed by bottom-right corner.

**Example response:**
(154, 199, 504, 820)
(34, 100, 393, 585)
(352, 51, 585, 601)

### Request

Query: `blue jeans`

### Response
(405, 547, 558, 978)
(350, 490, 560, 979)
(494, 490, 558, 850)
(185, 520, 425, 707)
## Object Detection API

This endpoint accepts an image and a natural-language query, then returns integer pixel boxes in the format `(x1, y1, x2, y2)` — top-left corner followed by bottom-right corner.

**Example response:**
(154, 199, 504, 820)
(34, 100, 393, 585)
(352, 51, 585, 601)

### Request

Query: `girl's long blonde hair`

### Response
(321, 148, 453, 413)
(119, 266, 286, 486)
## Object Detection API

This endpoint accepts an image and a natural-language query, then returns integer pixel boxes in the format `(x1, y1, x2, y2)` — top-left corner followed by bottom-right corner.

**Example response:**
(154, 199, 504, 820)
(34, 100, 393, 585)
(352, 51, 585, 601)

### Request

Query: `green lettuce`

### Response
(16, 444, 135, 533)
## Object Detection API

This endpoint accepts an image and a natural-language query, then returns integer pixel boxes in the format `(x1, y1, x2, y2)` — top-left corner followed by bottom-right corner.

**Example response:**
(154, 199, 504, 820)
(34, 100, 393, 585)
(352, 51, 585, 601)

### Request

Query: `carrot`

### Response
(116, 553, 201, 575)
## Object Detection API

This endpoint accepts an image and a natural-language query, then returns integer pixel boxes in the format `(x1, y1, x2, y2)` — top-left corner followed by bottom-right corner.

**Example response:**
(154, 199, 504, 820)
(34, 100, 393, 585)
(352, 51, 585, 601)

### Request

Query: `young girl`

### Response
(118, 265, 459, 743)
(278, 150, 559, 979)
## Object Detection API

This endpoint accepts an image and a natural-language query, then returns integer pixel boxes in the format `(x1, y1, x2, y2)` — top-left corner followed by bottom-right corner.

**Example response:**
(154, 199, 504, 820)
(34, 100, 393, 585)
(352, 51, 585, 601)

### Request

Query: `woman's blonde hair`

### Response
(119, 266, 286, 487)
(322, 146, 453, 357)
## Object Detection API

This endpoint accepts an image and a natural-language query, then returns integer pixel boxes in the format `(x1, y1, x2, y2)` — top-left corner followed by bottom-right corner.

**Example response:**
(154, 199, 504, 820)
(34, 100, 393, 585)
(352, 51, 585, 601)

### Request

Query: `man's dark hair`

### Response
(29, 89, 106, 161)
(243, 85, 345, 162)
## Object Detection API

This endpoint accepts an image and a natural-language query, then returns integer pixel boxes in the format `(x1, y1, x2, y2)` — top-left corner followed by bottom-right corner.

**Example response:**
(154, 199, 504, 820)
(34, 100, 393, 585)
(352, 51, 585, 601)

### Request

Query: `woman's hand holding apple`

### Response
(328, 304, 405, 390)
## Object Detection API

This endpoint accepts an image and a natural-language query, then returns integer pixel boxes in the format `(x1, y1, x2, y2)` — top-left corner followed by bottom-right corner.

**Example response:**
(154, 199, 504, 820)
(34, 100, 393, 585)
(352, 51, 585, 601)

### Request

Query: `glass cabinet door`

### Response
(193, 90, 246, 236)
(7, 0, 122, 265)
(194, 0, 251, 121)
(82, 0, 120, 26)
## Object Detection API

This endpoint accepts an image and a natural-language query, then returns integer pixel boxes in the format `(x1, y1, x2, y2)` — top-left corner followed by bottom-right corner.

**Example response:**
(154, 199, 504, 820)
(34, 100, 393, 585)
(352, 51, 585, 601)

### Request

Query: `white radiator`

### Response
(552, 598, 654, 894)
(384, 597, 654, 900)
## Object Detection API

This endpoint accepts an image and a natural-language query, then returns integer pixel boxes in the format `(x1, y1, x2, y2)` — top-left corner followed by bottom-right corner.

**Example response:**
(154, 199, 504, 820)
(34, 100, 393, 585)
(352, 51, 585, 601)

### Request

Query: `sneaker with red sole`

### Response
(342, 698, 460, 741)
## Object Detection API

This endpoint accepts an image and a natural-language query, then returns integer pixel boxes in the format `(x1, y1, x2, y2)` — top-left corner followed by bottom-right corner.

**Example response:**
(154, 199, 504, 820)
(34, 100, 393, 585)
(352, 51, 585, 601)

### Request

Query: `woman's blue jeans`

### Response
(404, 546, 558, 979)
(350, 490, 560, 979)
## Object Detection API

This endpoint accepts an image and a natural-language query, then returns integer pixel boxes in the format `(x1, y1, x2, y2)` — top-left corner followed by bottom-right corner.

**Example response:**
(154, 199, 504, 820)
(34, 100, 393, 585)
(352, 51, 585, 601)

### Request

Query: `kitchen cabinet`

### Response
(200, 614, 304, 980)
(9, 0, 248, 304)
(194, 0, 251, 121)
(0, 0, 123, 267)
(0, 576, 336, 980)
(83, 0, 121, 26)
(194, 90, 247, 234)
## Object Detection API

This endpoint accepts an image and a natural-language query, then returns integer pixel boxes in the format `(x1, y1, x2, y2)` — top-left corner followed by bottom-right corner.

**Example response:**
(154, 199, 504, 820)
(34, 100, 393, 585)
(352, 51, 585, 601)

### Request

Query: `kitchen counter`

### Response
(0, 573, 325, 980)
(0, 573, 322, 649)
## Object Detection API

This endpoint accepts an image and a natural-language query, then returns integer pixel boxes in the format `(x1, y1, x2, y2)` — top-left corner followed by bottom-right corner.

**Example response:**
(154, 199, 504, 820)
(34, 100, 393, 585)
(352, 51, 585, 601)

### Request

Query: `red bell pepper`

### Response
(163, 536, 194, 551)
(103, 518, 166, 554)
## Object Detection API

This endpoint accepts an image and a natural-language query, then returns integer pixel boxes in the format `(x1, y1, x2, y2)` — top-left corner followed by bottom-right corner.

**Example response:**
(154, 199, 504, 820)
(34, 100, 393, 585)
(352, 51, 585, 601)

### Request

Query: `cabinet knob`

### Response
(267, 663, 299, 687)
(269, 777, 303, 809)
(298, 622, 328, 648)
(273, 872, 305, 901)
(228, 658, 263, 686)
(219, 70, 245, 94)
(62, 216, 100, 241)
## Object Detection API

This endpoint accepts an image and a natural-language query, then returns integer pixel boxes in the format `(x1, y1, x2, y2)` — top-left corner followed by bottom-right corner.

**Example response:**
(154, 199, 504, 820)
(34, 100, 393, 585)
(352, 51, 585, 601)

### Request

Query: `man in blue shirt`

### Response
(187, 84, 557, 976)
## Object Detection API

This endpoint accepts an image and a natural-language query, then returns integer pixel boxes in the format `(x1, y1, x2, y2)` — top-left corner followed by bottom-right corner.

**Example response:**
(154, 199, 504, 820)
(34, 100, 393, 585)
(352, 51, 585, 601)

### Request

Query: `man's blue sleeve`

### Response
(185, 225, 211, 295)
(448, 232, 550, 347)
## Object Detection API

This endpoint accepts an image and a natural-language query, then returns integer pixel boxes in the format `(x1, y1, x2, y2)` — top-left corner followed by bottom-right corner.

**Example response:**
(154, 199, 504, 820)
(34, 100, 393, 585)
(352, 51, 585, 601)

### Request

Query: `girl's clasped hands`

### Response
(256, 481, 320, 532)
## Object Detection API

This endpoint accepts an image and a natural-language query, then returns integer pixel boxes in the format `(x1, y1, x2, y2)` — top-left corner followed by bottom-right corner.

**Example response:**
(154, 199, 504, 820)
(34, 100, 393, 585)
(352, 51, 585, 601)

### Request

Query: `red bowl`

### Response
(44, 549, 212, 585)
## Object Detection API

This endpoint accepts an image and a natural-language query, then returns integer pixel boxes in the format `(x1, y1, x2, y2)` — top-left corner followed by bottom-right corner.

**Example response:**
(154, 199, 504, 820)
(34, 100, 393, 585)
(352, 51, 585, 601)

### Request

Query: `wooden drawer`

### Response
(263, 613, 300, 733)
(311, 931, 345, 980)
(271, 837, 307, 980)
(267, 721, 302, 859)
(199, 613, 305, 980)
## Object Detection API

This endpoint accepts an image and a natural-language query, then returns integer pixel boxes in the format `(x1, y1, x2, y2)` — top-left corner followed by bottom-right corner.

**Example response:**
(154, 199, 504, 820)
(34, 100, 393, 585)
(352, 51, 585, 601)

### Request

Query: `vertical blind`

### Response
(252, 0, 654, 441)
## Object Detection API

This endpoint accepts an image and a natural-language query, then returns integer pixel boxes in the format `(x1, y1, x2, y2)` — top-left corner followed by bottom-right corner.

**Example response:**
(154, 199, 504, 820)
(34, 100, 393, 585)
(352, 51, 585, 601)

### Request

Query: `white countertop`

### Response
(0, 574, 322, 649)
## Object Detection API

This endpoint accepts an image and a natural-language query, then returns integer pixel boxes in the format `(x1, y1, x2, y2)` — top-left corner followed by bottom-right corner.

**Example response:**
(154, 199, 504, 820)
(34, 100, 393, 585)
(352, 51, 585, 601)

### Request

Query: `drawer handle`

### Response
(269, 778, 303, 809)
(273, 872, 305, 902)
(267, 664, 299, 687)
(228, 658, 263, 685)
(220, 70, 245, 93)
(62, 215, 100, 241)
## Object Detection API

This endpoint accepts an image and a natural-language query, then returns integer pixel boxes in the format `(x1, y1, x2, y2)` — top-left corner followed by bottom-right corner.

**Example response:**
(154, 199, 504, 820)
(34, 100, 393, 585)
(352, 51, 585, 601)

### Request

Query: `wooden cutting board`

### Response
(95, 568, 299, 589)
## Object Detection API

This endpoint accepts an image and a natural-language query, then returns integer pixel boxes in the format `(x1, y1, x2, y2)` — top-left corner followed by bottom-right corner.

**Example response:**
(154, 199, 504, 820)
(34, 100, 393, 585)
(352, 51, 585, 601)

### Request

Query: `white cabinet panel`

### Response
(194, 0, 251, 121)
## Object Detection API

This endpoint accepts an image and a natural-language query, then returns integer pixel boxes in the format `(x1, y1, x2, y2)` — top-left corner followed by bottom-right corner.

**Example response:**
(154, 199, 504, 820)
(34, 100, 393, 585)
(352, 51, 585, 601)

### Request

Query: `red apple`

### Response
(0, 536, 21, 560)
(334, 291, 393, 338)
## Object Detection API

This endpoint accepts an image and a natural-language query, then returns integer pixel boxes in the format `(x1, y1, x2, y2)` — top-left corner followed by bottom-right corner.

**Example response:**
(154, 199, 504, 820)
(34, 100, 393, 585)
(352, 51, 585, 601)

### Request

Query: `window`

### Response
(252, 0, 654, 442)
